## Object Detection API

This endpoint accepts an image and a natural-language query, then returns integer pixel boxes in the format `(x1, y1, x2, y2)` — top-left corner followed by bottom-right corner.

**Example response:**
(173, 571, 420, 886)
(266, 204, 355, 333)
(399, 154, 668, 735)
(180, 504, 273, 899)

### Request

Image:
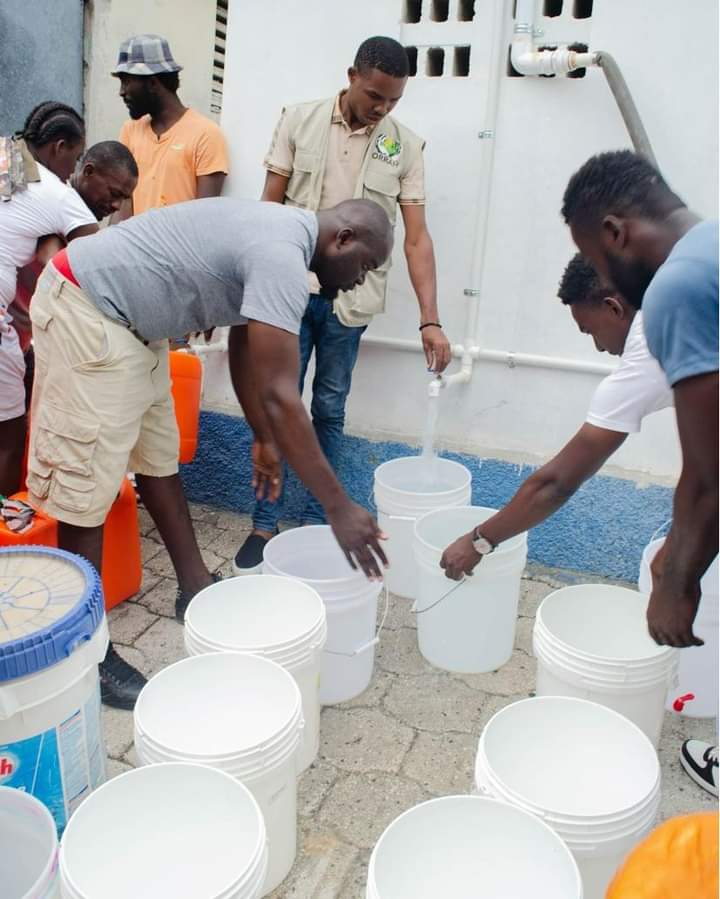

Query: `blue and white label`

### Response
(0, 683, 105, 835)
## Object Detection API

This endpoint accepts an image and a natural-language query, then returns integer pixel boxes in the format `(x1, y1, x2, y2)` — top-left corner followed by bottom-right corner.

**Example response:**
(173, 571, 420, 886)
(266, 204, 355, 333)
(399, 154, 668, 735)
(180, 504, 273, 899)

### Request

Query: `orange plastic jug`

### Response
(102, 476, 143, 611)
(607, 811, 718, 899)
(1, 479, 141, 611)
(169, 350, 202, 464)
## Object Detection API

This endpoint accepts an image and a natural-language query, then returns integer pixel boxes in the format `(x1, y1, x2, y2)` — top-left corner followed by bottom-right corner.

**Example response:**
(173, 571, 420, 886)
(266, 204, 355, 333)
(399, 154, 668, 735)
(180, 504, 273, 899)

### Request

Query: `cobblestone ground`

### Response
(103, 503, 717, 898)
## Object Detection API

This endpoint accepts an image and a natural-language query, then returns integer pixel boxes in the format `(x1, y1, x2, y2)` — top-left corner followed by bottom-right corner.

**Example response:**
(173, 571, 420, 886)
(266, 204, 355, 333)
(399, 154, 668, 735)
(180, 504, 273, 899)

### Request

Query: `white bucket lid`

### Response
(184, 575, 327, 667)
(0, 785, 58, 899)
(536, 584, 677, 668)
(479, 697, 660, 820)
(367, 795, 582, 899)
(59, 763, 267, 899)
(263, 526, 382, 602)
(133, 653, 303, 767)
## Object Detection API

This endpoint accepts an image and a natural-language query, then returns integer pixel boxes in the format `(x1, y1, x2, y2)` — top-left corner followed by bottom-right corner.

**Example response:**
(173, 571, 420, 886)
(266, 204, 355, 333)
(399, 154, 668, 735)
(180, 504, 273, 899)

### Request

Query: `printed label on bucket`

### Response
(0, 683, 105, 834)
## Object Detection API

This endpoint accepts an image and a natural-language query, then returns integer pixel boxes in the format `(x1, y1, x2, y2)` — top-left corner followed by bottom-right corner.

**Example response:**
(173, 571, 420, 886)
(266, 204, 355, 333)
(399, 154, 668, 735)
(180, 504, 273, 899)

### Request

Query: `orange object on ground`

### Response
(101, 477, 143, 611)
(1, 479, 142, 611)
(607, 811, 718, 899)
(170, 350, 202, 464)
(0, 491, 58, 547)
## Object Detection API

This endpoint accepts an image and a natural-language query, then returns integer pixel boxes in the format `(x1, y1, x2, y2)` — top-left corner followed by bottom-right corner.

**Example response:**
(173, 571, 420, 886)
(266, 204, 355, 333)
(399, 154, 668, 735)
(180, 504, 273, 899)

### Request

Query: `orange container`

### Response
(101, 477, 143, 611)
(0, 491, 58, 548)
(1, 479, 142, 612)
(169, 350, 202, 464)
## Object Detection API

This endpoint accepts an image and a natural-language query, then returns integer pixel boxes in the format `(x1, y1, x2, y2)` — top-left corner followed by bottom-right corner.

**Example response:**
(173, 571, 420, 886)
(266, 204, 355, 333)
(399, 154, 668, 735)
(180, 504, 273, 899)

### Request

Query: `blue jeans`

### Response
(254, 294, 366, 531)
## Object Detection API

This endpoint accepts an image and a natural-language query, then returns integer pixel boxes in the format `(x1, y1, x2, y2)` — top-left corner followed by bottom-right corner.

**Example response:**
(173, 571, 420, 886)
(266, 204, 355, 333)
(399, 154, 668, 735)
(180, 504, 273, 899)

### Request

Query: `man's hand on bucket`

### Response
(327, 500, 388, 580)
(252, 439, 283, 502)
(440, 531, 481, 581)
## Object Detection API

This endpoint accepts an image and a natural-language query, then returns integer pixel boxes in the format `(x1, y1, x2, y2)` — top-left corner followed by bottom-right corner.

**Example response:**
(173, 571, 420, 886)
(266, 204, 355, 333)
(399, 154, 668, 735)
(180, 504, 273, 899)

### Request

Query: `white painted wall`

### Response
(214, 0, 718, 480)
(83, 0, 217, 146)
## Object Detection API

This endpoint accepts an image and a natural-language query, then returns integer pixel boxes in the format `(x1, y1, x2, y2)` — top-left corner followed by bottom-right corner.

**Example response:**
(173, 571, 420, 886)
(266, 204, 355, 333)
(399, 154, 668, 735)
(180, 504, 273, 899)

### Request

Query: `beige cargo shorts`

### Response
(26, 264, 179, 527)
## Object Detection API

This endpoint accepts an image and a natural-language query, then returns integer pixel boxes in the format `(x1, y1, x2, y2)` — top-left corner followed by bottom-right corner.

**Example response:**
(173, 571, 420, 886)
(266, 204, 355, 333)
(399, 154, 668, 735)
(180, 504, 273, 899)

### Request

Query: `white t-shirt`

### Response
(0, 162, 95, 337)
(586, 312, 673, 433)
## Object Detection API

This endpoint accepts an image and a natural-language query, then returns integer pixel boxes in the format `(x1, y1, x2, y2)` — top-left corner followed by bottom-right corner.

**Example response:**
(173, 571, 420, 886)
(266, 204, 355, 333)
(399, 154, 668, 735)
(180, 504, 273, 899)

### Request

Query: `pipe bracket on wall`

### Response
(463, 288, 482, 297)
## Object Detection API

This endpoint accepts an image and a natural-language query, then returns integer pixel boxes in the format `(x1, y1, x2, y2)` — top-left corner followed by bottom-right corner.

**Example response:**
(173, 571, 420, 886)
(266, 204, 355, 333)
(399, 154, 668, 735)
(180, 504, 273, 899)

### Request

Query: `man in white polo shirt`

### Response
(440, 254, 672, 578)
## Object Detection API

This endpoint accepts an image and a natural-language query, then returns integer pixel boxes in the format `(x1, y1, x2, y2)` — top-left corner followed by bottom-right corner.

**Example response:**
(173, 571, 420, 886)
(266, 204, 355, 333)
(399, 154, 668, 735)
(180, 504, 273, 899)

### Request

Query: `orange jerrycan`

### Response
(101, 476, 142, 611)
(169, 350, 202, 464)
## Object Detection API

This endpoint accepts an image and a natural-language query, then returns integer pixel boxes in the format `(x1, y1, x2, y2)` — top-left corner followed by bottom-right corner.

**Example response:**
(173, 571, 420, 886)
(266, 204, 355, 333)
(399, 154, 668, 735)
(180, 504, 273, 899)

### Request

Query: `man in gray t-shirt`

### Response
(28, 197, 393, 654)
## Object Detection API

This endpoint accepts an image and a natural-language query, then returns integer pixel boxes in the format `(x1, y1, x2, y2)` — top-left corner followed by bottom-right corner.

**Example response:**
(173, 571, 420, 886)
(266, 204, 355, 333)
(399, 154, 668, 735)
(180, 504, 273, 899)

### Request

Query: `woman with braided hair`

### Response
(0, 100, 98, 494)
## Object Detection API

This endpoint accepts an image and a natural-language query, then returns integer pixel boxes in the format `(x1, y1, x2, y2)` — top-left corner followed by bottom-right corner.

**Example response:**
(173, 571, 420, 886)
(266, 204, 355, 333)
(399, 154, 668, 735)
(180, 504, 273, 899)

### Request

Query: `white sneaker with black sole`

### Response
(680, 739, 718, 797)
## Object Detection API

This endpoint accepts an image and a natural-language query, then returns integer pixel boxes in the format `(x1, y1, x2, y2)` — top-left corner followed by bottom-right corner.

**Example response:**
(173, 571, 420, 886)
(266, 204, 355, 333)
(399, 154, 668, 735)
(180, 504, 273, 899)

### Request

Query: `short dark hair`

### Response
(21, 101, 85, 147)
(354, 36, 410, 79)
(81, 140, 138, 178)
(561, 150, 685, 229)
(153, 71, 180, 93)
(558, 254, 607, 306)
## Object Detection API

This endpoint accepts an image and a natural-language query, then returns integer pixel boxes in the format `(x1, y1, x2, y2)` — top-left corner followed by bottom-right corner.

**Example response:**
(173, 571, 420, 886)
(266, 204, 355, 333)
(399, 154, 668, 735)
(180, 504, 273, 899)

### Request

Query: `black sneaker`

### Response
(232, 533, 275, 576)
(175, 572, 222, 623)
(99, 644, 147, 711)
(680, 740, 719, 797)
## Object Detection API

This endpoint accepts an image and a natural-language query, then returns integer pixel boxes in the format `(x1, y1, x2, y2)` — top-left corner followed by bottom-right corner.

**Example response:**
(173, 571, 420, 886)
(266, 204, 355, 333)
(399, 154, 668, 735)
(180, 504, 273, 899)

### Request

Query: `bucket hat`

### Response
(112, 34, 183, 77)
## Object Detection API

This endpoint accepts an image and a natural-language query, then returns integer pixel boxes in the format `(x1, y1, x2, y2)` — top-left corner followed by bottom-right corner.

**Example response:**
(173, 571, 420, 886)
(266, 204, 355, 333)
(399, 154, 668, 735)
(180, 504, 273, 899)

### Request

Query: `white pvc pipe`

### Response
(511, 0, 597, 77)
(361, 334, 613, 377)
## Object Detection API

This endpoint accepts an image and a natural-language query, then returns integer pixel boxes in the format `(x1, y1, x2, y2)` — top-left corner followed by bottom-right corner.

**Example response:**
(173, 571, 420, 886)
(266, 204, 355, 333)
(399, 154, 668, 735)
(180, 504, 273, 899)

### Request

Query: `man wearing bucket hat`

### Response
(562, 149, 718, 797)
(112, 34, 228, 218)
(440, 254, 672, 579)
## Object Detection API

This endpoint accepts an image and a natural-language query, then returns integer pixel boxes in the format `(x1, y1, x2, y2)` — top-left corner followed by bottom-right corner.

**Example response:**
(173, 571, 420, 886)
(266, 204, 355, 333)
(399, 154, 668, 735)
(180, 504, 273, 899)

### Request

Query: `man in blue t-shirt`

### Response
(562, 150, 718, 797)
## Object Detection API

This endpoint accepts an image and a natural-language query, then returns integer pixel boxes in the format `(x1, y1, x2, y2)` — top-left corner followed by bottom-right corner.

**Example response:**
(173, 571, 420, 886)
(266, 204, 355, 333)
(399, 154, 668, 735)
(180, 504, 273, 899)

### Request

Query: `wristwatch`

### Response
(471, 527, 495, 556)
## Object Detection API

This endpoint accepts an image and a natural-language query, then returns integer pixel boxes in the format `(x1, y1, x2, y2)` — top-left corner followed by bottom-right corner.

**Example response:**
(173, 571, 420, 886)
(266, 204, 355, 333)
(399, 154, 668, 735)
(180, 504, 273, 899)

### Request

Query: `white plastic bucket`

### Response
(133, 653, 302, 896)
(373, 457, 472, 599)
(0, 549, 109, 837)
(263, 526, 383, 704)
(412, 507, 527, 673)
(474, 697, 661, 899)
(639, 539, 719, 718)
(184, 575, 327, 773)
(367, 795, 582, 899)
(533, 584, 678, 746)
(59, 763, 267, 899)
(0, 785, 59, 899)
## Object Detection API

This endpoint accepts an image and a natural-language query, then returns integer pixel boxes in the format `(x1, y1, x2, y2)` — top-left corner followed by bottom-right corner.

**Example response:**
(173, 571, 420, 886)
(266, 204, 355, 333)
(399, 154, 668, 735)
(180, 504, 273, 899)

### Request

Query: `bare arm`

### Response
(245, 320, 387, 577)
(400, 203, 451, 373)
(648, 372, 719, 646)
(261, 170, 290, 203)
(197, 172, 226, 198)
(441, 423, 627, 579)
(67, 223, 99, 242)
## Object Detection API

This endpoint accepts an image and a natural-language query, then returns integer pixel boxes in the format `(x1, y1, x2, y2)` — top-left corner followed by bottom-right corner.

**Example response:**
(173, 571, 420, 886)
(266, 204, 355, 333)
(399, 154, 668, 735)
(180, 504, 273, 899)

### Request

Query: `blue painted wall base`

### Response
(181, 411, 673, 582)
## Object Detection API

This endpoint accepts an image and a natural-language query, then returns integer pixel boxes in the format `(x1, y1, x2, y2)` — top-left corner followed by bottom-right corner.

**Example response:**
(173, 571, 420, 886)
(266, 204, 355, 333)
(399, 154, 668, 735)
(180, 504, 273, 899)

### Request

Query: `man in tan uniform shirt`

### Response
(232, 36, 451, 571)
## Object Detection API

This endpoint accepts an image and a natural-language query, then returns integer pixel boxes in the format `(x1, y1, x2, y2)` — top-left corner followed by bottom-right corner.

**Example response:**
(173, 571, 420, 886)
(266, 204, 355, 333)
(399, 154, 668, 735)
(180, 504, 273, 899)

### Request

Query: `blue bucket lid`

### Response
(0, 546, 104, 681)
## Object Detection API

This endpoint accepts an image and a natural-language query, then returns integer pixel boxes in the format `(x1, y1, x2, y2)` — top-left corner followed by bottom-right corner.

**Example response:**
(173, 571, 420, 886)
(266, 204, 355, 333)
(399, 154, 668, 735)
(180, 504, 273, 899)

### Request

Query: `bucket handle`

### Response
(649, 518, 672, 545)
(324, 583, 389, 657)
(411, 575, 468, 615)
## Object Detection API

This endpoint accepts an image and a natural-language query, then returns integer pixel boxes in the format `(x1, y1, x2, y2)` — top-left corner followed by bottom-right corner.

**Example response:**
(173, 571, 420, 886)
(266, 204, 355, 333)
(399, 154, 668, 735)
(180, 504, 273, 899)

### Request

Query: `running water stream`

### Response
(419, 381, 441, 487)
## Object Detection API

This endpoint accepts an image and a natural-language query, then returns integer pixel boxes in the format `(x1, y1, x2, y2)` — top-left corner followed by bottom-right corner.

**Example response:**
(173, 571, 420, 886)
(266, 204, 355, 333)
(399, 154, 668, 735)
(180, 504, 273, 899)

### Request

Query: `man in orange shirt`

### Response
(113, 34, 229, 215)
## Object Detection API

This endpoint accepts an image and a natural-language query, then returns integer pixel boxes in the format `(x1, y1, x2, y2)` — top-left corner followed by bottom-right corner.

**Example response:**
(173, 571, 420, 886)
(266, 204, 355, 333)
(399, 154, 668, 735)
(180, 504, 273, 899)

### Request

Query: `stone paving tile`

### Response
(136, 506, 156, 535)
(335, 850, 371, 899)
(514, 615, 534, 655)
(133, 577, 177, 617)
(106, 758, 133, 780)
(319, 708, 414, 774)
(205, 527, 246, 562)
(188, 503, 221, 524)
(214, 508, 252, 530)
(143, 546, 225, 578)
(335, 669, 393, 710)
(456, 649, 537, 697)
(402, 730, 478, 796)
(383, 673, 491, 734)
(318, 772, 428, 850)
(102, 707, 135, 760)
(375, 627, 435, 677)
(107, 601, 158, 646)
(133, 616, 187, 676)
(140, 535, 163, 565)
(658, 713, 717, 820)
(269, 827, 359, 899)
(298, 760, 341, 819)
(379, 593, 416, 631)
(517, 577, 553, 618)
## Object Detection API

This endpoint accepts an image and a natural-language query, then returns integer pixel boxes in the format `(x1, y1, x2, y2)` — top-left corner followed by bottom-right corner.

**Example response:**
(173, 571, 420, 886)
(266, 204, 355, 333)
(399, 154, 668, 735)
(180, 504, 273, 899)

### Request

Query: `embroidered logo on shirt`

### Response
(171, 144, 185, 151)
(372, 134, 402, 167)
